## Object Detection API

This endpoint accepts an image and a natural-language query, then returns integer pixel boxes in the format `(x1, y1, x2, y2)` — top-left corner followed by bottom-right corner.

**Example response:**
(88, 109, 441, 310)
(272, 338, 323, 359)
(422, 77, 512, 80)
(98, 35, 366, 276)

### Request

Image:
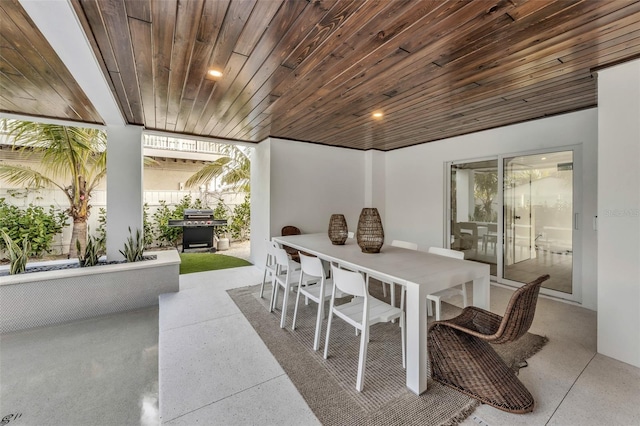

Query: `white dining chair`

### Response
(270, 247, 316, 328)
(260, 240, 279, 299)
(292, 253, 343, 351)
(324, 265, 405, 392)
(426, 246, 467, 320)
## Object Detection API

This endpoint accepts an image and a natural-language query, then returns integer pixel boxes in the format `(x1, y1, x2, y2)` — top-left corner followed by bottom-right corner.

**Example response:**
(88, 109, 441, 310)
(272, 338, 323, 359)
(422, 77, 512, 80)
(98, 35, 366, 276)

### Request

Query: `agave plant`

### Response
(119, 227, 145, 262)
(76, 235, 100, 267)
(1, 229, 30, 274)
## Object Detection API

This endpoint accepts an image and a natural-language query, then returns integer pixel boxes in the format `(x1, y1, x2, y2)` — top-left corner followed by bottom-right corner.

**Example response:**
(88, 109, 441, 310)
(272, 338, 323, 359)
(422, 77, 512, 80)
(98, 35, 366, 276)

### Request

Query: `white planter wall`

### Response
(0, 250, 180, 334)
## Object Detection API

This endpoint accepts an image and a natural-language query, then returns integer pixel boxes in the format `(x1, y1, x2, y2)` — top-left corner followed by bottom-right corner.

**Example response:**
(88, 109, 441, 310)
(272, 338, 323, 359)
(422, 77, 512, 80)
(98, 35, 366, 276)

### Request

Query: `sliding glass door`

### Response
(447, 148, 580, 301)
(449, 159, 499, 276)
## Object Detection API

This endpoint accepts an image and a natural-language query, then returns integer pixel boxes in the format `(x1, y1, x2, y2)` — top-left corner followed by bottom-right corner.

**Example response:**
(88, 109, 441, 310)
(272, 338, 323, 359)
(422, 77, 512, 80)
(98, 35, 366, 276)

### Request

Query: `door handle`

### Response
(514, 215, 521, 219)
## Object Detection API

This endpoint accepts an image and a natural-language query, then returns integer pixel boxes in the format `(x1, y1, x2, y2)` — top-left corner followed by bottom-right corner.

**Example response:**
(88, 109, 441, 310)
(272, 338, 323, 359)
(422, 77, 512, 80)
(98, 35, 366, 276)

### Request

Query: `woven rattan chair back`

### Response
(281, 225, 302, 262)
(490, 274, 549, 344)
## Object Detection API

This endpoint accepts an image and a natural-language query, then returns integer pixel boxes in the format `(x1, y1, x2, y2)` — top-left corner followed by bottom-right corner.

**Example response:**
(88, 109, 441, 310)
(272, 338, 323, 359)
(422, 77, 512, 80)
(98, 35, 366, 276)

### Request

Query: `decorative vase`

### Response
(328, 214, 348, 245)
(356, 208, 384, 253)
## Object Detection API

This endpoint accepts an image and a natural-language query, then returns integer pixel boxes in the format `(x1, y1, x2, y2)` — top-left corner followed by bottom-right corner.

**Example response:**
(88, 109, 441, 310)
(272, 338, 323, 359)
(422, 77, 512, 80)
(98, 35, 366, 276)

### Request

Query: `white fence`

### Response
(1, 188, 246, 255)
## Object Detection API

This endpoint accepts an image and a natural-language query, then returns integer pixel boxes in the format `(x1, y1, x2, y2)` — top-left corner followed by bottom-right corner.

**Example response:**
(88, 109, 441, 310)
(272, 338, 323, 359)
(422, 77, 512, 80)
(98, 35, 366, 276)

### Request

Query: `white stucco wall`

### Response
(269, 138, 366, 236)
(384, 109, 598, 310)
(250, 137, 367, 267)
(597, 59, 640, 368)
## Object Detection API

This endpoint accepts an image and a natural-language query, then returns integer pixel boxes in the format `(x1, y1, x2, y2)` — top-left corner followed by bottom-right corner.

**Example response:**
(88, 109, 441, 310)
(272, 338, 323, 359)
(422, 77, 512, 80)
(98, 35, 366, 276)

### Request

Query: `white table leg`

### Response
(472, 265, 491, 310)
(405, 280, 428, 395)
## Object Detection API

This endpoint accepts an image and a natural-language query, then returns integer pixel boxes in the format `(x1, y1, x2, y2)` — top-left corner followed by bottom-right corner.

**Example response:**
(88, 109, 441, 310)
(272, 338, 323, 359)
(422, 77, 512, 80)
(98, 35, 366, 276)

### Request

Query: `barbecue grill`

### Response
(168, 209, 227, 252)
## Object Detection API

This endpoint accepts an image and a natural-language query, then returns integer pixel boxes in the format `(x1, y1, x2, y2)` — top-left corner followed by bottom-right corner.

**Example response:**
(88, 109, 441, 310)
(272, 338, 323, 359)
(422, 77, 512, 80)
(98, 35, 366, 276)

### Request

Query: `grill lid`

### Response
(183, 209, 214, 219)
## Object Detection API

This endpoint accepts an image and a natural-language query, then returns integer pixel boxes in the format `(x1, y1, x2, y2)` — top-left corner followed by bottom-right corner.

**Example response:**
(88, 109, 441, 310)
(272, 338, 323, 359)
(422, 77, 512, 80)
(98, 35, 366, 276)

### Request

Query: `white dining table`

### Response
(272, 233, 490, 395)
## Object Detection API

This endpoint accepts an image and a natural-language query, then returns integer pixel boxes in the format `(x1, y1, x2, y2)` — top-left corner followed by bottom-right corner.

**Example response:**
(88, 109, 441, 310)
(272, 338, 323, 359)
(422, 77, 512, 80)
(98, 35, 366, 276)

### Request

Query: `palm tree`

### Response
(0, 119, 106, 258)
(185, 144, 250, 192)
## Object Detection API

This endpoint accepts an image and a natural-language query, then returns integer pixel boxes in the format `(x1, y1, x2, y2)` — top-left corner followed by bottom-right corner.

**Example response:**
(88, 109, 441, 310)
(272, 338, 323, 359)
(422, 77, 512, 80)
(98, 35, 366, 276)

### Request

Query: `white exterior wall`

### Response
(597, 59, 640, 368)
(385, 109, 598, 310)
(269, 138, 365, 237)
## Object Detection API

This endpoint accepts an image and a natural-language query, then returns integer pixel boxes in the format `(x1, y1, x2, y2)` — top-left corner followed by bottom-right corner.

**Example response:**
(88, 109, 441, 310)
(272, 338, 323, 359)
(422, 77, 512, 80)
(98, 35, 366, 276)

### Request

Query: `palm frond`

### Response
(184, 157, 231, 188)
(0, 164, 65, 191)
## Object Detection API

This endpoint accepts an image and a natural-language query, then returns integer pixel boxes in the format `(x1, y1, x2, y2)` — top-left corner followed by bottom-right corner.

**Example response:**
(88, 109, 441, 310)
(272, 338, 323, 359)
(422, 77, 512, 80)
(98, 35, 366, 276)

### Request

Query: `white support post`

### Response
(106, 125, 144, 260)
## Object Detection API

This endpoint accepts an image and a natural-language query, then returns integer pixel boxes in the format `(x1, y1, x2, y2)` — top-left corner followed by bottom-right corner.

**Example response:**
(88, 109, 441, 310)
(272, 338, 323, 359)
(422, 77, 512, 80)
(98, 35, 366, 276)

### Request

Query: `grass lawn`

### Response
(179, 252, 252, 275)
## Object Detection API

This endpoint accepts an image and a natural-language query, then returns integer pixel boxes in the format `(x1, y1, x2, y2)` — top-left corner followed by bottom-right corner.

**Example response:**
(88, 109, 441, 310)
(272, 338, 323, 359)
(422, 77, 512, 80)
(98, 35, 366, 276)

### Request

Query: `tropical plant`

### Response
(473, 170, 498, 222)
(212, 200, 230, 238)
(0, 197, 68, 256)
(1, 229, 30, 274)
(229, 195, 250, 241)
(119, 227, 144, 262)
(76, 234, 100, 267)
(0, 119, 107, 258)
(185, 144, 250, 192)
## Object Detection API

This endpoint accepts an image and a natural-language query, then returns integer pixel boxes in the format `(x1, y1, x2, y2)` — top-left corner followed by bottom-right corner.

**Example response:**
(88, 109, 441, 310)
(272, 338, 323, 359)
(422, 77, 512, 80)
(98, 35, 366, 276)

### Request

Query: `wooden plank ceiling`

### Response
(2, 0, 640, 151)
(0, 0, 101, 124)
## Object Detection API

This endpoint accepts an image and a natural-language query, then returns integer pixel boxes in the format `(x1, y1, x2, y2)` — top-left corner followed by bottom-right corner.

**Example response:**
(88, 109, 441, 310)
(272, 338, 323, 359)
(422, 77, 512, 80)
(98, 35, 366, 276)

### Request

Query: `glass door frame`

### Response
(444, 144, 582, 303)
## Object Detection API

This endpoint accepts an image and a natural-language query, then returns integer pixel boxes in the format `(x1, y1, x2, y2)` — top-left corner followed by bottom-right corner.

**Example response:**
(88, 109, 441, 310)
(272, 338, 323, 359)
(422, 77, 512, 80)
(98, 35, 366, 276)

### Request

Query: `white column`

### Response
(597, 58, 640, 368)
(106, 125, 144, 260)
(250, 138, 272, 266)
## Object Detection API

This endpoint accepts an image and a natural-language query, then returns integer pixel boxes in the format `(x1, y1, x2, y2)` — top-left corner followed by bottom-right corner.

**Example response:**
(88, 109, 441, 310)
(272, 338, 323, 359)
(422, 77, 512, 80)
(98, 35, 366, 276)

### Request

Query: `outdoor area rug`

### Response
(228, 281, 548, 426)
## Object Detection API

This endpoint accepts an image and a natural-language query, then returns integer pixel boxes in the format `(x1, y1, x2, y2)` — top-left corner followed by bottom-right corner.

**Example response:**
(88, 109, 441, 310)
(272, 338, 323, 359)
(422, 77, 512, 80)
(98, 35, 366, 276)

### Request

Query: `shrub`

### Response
(0, 198, 68, 257)
(95, 204, 152, 250)
(212, 200, 230, 238)
(229, 195, 250, 241)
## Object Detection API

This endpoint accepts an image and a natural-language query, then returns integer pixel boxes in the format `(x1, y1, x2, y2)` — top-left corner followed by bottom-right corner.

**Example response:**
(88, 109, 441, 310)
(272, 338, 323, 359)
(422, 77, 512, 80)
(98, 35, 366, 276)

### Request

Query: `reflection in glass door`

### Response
(448, 149, 577, 298)
(503, 152, 574, 294)
(449, 159, 499, 276)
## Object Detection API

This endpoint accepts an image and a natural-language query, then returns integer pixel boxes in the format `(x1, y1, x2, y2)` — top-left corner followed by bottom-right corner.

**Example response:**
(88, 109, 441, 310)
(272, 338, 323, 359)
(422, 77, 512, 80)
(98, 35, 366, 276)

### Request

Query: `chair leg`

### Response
(435, 298, 441, 321)
(269, 283, 277, 312)
(323, 307, 335, 360)
(260, 268, 267, 298)
(382, 282, 387, 297)
(427, 298, 433, 316)
(401, 313, 406, 369)
(292, 284, 302, 331)
(313, 299, 323, 351)
(356, 325, 369, 392)
(280, 281, 290, 329)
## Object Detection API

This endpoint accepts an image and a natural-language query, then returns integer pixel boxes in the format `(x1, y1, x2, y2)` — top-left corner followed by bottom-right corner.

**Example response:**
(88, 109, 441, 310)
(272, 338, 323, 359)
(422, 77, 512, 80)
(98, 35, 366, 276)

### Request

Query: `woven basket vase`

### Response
(328, 214, 348, 245)
(356, 208, 384, 253)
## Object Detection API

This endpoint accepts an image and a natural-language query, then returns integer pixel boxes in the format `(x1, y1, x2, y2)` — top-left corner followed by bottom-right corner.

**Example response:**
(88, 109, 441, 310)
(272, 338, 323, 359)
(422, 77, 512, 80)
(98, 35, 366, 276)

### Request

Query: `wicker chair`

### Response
(281, 225, 302, 262)
(428, 274, 550, 414)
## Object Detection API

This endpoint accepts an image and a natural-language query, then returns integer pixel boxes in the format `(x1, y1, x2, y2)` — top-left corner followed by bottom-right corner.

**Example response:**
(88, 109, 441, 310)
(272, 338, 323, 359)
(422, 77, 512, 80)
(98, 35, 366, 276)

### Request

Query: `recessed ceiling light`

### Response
(208, 69, 223, 78)
(372, 111, 384, 119)
(541, 157, 547, 160)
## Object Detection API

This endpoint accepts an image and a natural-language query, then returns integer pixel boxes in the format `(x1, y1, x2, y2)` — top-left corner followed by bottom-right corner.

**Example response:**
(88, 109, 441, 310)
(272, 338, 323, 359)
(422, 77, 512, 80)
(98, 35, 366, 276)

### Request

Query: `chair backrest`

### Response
(492, 274, 550, 344)
(265, 240, 279, 265)
(299, 252, 325, 278)
(391, 240, 418, 250)
(281, 226, 301, 237)
(428, 246, 464, 259)
(331, 265, 366, 298)
(273, 247, 291, 268)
